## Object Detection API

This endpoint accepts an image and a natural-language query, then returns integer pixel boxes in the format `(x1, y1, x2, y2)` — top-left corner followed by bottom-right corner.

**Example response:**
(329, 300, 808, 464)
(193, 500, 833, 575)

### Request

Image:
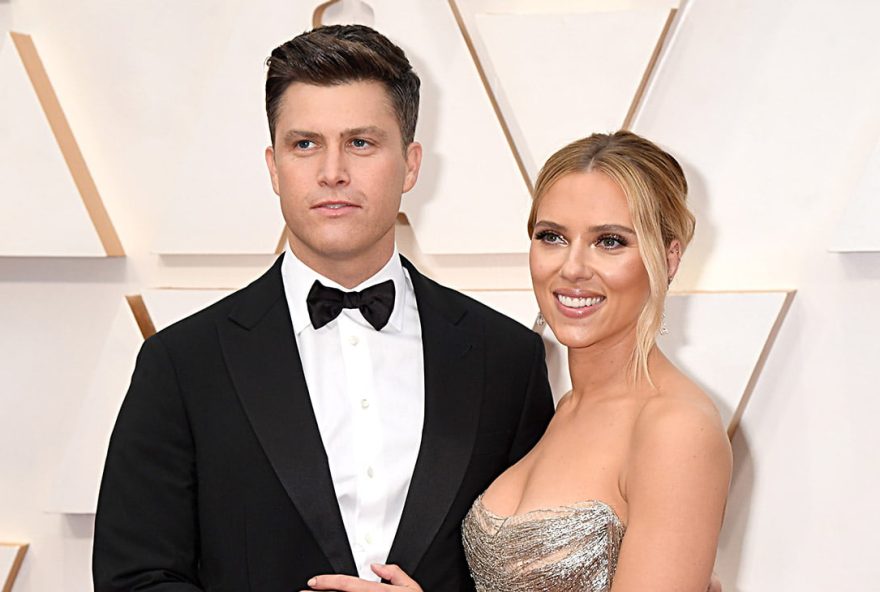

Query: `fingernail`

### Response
(307, 577, 316, 586)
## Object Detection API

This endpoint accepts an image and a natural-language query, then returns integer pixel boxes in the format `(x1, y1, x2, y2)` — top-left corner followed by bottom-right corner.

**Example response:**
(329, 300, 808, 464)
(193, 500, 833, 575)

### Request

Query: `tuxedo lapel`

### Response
(387, 259, 484, 573)
(217, 256, 357, 576)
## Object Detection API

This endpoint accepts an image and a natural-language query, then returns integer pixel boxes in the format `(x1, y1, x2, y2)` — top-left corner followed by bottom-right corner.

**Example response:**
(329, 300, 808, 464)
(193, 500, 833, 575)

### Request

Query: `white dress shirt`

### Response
(281, 245, 425, 581)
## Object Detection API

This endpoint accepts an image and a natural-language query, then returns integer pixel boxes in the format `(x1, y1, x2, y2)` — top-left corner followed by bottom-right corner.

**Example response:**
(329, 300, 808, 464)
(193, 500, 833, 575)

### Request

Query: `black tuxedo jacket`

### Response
(93, 256, 554, 592)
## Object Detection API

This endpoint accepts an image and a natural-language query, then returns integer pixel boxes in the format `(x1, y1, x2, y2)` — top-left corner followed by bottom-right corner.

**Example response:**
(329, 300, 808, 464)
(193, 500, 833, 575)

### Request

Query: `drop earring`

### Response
(534, 311, 546, 331)
(659, 311, 669, 336)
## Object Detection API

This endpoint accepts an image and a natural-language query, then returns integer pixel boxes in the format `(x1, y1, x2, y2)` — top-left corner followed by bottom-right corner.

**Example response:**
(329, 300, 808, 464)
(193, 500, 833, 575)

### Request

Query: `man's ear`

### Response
(265, 145, 280, 195)
(666, 239, 682, 285)
(402, 141, 422, 194)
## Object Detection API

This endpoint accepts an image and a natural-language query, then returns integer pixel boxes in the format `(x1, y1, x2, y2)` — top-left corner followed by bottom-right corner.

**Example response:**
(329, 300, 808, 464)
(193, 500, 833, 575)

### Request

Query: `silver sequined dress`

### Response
(462, 494, 625, 591)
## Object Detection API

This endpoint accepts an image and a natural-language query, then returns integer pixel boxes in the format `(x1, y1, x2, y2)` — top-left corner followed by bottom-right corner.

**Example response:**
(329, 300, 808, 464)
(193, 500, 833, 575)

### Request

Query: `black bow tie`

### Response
(306, 279, 396, 331)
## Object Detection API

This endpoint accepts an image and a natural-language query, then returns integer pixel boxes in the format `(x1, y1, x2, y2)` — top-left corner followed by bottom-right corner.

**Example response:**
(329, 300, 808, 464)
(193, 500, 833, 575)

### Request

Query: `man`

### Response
(93, 25, 554, 592)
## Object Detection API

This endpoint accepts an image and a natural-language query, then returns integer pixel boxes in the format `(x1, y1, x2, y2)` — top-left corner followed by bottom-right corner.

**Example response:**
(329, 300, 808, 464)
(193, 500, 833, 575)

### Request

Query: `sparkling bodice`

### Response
(462, 494, 625, 591)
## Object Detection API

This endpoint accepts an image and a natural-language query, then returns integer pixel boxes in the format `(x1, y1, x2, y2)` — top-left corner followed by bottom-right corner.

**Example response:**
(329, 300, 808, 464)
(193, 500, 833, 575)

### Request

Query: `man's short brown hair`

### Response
(265, 25, 421, 146)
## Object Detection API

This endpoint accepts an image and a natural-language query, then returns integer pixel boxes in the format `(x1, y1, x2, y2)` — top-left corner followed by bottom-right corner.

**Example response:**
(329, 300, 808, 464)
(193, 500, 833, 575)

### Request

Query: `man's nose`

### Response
(317, 145, 350, 187)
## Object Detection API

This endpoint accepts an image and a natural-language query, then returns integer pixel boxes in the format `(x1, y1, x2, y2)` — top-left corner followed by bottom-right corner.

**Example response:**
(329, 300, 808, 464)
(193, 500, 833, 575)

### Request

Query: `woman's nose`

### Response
(559, 243, 595, 282)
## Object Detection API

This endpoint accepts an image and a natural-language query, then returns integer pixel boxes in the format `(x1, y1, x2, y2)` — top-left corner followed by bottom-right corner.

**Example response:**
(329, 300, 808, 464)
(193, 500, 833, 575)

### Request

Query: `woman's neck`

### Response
(567, 330, 658, 401)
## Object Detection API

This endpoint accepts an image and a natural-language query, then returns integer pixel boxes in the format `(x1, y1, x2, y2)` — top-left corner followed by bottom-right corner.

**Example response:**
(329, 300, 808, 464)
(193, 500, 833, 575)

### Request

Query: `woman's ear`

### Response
(666, 239, 682, 285)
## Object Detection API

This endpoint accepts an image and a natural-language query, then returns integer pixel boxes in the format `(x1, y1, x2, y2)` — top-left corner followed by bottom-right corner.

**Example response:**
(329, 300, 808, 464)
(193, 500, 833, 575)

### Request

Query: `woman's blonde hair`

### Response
(528, 131, 695, 384)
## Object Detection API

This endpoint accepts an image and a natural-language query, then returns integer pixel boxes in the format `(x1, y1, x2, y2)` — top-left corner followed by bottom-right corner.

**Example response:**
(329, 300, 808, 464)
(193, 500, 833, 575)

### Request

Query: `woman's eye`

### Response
(534, 230, 565, 245)
(596, 235, 626, 250)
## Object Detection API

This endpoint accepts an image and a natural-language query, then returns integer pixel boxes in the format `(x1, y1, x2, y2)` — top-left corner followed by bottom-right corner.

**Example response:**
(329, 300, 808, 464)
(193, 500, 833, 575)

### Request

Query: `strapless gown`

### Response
(462, 494, 625, 591)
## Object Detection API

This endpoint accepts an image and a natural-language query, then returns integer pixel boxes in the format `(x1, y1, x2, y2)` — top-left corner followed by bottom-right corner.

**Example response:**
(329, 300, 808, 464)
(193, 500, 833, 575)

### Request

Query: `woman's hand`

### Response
(302, 563, 423, 592)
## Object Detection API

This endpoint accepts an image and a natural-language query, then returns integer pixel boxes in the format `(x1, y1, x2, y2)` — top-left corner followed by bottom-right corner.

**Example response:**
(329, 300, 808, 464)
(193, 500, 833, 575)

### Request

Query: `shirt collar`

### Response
(281, 243, 408, 335)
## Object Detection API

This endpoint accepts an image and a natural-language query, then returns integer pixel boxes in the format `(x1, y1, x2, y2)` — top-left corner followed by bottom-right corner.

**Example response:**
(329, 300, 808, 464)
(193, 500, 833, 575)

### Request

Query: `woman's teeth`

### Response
(556, 294, 604, 308)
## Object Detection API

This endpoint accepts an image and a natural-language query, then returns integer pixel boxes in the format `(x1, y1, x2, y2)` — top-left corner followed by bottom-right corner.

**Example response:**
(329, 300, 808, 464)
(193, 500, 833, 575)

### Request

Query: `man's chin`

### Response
(292, 236, 394, 263)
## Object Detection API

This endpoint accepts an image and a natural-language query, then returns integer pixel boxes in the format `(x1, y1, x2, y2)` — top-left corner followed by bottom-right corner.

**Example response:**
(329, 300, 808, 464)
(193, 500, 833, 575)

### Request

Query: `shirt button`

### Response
(360, 398, 370, 409)
(365, 533, 374, 545)
(348, 335, 359, 346)
(366, 466, 375, 479)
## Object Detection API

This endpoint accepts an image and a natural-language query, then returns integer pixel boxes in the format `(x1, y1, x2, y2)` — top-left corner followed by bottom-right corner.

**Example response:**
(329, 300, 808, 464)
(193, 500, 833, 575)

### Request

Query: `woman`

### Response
(462, 131, 732, 591)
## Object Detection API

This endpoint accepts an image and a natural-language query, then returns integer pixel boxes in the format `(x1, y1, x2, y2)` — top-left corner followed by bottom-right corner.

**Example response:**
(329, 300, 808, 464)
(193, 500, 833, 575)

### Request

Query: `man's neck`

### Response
(287, 240, 396, 289)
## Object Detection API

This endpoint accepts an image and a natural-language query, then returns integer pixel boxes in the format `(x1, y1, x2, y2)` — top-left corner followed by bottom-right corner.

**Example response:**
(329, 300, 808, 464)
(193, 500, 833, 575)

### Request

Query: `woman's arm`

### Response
(611, 397, 732, 592)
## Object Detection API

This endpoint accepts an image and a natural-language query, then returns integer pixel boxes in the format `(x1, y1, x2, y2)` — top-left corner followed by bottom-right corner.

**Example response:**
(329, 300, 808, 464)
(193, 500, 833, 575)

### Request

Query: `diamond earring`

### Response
(534, 311, 546, 331)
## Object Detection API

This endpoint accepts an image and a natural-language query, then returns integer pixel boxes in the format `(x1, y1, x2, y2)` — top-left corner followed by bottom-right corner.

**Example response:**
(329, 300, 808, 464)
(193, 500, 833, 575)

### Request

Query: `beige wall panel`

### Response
(633, 2, 880, 291)
(829, 134, 880, 252)
(317, 0, 376, 25)
(396, 221, 532, 290)
(471, 7, 674, 180)
(0, 32, 105, 257)
(141, 289, 234, 331)
(457, 0, 677, 13)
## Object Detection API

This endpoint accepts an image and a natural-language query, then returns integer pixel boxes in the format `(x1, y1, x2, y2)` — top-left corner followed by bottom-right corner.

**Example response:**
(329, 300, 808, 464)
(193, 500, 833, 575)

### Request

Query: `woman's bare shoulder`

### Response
(630, 379, 731, 473)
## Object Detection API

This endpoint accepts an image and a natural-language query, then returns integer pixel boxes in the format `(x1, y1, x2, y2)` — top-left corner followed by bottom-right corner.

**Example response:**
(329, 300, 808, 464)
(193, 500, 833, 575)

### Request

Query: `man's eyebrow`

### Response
(343, 126, 388, 140)
(282, 129, 322, 143)
(281, 127, 389, 143)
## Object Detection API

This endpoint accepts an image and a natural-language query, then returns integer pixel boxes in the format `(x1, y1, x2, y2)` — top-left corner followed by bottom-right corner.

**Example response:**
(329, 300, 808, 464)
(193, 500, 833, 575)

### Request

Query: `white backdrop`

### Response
(1, 1, 879, 590)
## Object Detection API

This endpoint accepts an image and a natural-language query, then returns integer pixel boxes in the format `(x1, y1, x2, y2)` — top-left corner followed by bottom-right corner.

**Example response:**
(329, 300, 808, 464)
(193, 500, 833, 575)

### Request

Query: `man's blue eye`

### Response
(295, 140, 313, 149)
(352, 139, 369, 148)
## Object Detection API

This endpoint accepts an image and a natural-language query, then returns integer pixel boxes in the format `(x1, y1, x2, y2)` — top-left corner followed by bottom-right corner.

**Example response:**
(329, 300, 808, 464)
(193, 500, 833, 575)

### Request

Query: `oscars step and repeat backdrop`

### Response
(2, 1, 879, 590)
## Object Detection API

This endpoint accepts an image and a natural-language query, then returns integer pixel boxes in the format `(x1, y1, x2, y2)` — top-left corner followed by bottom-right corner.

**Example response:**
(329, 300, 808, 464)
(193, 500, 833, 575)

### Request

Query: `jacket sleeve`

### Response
(93, 335, 203, 591)
(507, 333, 555, 465)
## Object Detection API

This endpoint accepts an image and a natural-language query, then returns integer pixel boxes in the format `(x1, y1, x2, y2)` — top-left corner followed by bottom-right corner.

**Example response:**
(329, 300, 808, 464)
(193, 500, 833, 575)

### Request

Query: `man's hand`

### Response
(708, 571, 722, 592)
(302, 563, 423, 592)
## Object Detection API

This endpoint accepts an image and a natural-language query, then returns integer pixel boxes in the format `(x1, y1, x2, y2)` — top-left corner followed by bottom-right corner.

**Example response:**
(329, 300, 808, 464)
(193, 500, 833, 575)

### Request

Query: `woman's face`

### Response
(529, 171, 651, 350)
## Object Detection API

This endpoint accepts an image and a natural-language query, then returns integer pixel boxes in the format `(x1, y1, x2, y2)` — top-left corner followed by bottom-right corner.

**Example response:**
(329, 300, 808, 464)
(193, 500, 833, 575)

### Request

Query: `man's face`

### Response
(265, 81, 421, 281)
